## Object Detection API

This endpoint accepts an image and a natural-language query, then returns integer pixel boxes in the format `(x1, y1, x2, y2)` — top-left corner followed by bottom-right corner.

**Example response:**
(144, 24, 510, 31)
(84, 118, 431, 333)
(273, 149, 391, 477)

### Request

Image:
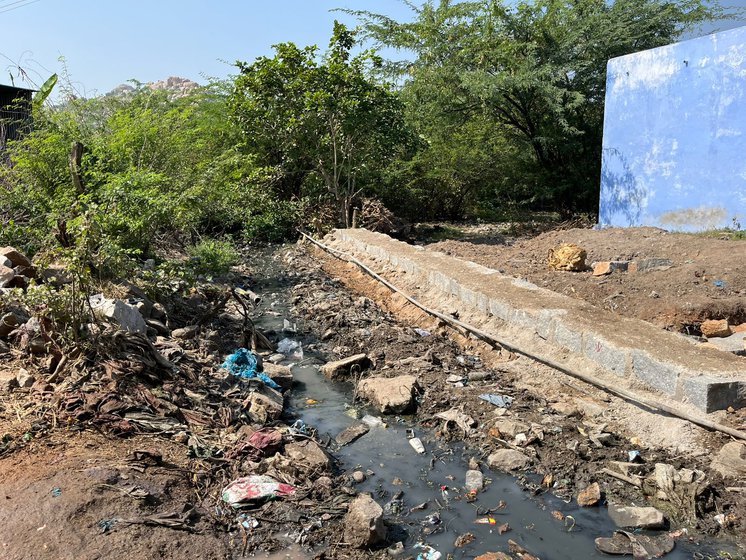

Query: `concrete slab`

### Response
(327, 229, 746, 412)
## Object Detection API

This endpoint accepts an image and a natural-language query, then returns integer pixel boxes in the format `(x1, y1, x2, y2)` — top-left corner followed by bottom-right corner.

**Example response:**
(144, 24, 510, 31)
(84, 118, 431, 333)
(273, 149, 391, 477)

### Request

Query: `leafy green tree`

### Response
(348, 0, 725, 217)
(230, 22, 412, 225)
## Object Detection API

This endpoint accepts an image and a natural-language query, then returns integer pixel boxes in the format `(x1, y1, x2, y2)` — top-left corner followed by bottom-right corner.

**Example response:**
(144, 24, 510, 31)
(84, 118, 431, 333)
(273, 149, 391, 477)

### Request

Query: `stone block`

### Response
(553, 321, 583, 353)
(631, 351, 680, 395)
(678, 376, 746, 413)
(584, 334, 629, 377)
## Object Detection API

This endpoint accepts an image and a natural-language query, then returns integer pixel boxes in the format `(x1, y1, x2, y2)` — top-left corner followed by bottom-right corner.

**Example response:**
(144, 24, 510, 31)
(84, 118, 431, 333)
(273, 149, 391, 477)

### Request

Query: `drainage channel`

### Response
(250, 251, 721, 560)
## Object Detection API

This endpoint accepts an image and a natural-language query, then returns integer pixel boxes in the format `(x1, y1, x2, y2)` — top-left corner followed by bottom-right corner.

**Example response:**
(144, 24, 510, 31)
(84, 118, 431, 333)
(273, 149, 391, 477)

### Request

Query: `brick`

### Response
(631, 351, 680, 395)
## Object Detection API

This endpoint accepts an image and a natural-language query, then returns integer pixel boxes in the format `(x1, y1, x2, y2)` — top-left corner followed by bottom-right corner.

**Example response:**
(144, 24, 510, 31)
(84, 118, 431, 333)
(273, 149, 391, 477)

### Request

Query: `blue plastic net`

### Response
(221, 348, 282, 391)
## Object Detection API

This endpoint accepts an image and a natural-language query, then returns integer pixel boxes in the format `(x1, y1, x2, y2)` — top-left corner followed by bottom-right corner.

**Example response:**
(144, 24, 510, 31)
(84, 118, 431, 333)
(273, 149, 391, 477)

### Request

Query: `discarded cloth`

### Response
(221, 348, 281, 390)
(222, 475, 296, 508)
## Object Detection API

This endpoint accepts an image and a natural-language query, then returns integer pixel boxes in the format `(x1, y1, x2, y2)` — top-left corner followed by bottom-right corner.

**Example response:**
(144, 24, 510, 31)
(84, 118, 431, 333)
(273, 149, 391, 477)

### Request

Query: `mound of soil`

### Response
(427, 227, 746, 333)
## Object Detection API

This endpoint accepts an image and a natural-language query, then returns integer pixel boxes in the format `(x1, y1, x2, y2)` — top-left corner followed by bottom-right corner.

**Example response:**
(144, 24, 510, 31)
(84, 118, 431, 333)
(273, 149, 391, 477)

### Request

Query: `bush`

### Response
(186, 238, 240, 276)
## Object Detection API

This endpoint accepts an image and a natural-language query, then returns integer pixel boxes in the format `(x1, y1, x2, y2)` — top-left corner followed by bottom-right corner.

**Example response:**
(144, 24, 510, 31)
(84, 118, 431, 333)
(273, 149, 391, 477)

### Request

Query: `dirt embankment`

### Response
(427, 227, 746, 333)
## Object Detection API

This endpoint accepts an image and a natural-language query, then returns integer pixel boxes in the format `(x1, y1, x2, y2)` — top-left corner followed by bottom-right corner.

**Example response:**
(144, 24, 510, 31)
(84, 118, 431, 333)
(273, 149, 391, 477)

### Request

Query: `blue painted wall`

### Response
(600, 27, 746, 231)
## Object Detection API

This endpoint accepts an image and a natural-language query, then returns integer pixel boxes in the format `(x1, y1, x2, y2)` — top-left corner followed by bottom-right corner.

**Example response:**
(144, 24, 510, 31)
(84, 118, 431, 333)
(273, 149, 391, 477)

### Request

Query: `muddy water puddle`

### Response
(252, 263, 722, 560)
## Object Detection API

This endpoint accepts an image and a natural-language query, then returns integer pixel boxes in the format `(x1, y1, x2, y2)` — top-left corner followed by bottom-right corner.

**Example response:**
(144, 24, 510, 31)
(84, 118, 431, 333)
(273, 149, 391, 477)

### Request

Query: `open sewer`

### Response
(250, 253, 730, 560)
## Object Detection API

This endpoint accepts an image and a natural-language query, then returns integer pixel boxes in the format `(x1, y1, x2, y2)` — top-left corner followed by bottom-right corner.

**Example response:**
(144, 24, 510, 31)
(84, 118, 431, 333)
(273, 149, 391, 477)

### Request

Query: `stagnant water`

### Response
(252, 258, 730, 560)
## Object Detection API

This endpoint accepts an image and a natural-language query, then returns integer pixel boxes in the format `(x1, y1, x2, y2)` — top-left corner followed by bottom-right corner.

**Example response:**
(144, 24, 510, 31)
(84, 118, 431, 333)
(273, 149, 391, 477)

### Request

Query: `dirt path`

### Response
(426, 226, 746, 333)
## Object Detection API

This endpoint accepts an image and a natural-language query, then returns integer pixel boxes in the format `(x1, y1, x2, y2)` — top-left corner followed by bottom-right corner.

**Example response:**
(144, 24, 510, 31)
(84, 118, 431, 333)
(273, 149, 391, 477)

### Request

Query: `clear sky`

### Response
(1, 0, 743, 96)
(0, 0, 415, 96)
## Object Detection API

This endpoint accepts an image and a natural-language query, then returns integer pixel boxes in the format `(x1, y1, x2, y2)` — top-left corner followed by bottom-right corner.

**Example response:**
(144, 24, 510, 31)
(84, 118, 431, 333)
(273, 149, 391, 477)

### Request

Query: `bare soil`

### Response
(425, 226, 746, 333)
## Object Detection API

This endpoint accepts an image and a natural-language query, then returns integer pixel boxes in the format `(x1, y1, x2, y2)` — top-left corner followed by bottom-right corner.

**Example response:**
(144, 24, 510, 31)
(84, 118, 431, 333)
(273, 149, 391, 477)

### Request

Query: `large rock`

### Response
(344, 493, 386, 548)
(492, 418, 530, 439)
(358, 375, 419, 414)
(320, 353, 371, 380)
(487, 449, 529, 472)
(608, 504, 665, 529)
(284, 439, 332, 474)
(0, 246, 31, 268)
(89, 295, 147, 334)
(577, 482, 601, 507)
(245, 384, 284, 423)
(336, 423, 370, 447)
(0, 370, 18, 393)
(0, 265, 15, 288)
(262, 362, 294, 391)
(0, 312, 20, 337)
(711, 442, 746, 480)
(465, 469, 484, 492)
(701, 319, 731, 338)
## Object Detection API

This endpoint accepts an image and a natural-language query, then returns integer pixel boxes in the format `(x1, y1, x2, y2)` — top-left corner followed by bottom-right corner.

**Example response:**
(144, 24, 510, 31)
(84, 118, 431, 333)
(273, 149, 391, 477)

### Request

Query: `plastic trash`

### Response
(414, 328, 431, 337)
(237, 513, 259, 529)
(628, 450, 642, 462)
(409, 437, 425, 454)
(289, 419, 309, 435)
(282, 319, 296, 332)
(222, 475, 296, 508)
(713, 280, 726, 288)
(479, 393, 513, 408)
(361, 414, 384, 428)
(277, 338, 303, 360)
(414, 543, 442, 560)
(221, 348, 281, 391)
(475, 517, 499, 525)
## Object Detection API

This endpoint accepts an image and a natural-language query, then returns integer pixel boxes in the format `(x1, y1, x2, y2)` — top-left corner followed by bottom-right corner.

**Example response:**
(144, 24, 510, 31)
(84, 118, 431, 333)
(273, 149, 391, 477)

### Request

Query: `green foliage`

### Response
(32, 73, 58, 110)
(230, 22, 415, 226)
(186, 238, 240, 276)
(347, 0, 726, 218)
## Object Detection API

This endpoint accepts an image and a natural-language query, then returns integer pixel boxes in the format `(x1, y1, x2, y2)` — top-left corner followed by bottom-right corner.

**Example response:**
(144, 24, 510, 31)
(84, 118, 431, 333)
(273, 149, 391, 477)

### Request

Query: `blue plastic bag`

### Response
(221, 348, 281, 391)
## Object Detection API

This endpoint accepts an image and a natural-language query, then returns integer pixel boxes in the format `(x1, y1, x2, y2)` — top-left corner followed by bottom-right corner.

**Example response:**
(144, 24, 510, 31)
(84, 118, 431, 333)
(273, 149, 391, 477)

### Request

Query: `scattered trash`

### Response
(409, 437, 426, 454)
(479, 394, 513, 408)
(222, 475, 296, 508)
(221, 348, 281, 390)
(51, 487, 62, 497)
(454, 532, 475, 547)
(628, 450, 642, 463)
(414, 328, 431, 337)
(306, 398, 319, 406)
(282, 318, 296, 332)
(288, 419, 309, 436)
(361, 414, 385, 428)
(475, 517, 499, 525)
(713, 280, 726, 288)
(387, 541, 405, 557)
(97, 518, 117, 533)
(497, 522, 510, 535)
(238, 513, 259, 529)
(414, 543, 442, 560)
(277, 338, 303, 360)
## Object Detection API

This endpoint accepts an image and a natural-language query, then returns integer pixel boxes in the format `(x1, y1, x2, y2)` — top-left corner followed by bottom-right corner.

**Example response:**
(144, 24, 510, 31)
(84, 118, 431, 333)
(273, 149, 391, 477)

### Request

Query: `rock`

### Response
(336, 423, 370, 447)
(344, 493, 386, 548)
(262, 362, 293, 391)
(245, 384, 284, 423)
(492, 418, 530, 438)
(0, 256, 11, 268)
(465, 469, 484, 492)
(0, 312, 20, 337)
(353, 470, 366, 483)
(320, 353, 371, 380)
(700, 333, 746, 355)
(548, 244, 586, 271)
(40, 264, 72, 286)
(0, 371, 18, 393)
(284, 440, 332, 474)
(577, 482, 601, 506)
(487, 449, 529, 472)
(0, 246, 31, 268)
(0, 265, 15, 288)
(357, 375, 420, 414)
(711, 442, 746, 479)
(701, 319, 731, 338)
(145, 318, 170, 336)
(550, 401, 580, 417)
(475, 553, 512, 560)
(634, 258, 673, 273)
(172, 325, 199, 339)
(0, 340, 8, 355)
(608, 504, 665, 529)
(733, 323, 746, 333)
(16, 369, 35, 388)
(150, 303, 168, 321)
(592, 261, 629, 276)
(89, 295, 147, 334)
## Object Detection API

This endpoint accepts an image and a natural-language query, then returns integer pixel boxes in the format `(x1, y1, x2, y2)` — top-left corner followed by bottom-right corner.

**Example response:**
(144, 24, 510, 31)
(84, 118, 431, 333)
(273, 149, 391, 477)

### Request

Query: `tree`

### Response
(230, 22, 412, 226)
(347, 0, 726, 217)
